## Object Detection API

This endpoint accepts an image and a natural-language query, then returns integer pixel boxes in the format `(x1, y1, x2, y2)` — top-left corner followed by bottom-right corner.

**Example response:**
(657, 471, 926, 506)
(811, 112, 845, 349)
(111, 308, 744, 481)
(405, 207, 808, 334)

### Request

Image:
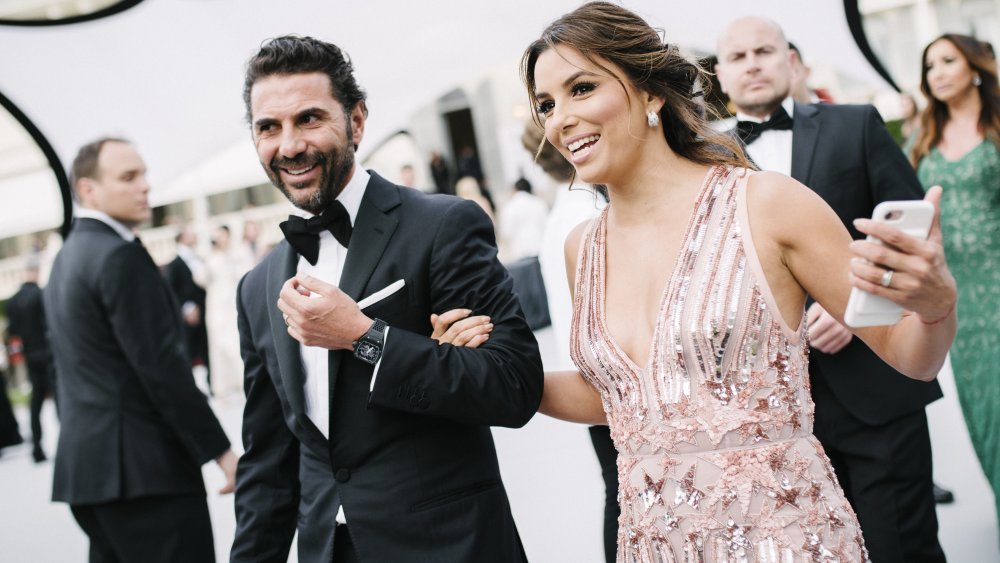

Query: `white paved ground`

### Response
(1, 328, 996, 562)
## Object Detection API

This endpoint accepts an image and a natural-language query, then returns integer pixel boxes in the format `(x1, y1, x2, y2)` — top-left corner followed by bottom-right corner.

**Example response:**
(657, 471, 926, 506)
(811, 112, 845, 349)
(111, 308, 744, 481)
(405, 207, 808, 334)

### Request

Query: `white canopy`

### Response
(0, 0, 886, 237)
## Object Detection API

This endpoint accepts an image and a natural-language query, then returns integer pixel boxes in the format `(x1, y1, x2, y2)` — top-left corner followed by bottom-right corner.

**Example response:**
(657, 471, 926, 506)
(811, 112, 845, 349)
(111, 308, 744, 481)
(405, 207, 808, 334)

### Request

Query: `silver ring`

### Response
(283, 313, 290, 326)
(880, 269, 894, 288)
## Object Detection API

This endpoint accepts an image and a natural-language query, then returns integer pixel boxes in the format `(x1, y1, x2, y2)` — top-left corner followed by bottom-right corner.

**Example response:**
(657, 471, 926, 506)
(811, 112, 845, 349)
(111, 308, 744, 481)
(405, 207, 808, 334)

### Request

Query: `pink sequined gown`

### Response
(570, 166, 868, 562)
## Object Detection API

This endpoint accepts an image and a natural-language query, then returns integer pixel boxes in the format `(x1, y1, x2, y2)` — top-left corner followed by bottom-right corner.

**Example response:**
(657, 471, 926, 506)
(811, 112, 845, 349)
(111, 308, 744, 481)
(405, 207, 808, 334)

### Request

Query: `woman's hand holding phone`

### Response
(844, 186, 957, 327)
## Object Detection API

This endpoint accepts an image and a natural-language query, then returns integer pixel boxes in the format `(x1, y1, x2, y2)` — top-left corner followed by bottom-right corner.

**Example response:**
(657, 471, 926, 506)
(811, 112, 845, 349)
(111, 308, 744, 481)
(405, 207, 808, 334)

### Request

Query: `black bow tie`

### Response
(279, 201, 352, 265)
(737, 107, 793, 145)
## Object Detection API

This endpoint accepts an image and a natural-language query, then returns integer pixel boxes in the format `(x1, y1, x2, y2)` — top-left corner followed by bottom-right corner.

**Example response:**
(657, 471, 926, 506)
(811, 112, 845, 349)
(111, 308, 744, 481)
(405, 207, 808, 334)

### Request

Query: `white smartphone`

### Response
(843, 200, 935, 328)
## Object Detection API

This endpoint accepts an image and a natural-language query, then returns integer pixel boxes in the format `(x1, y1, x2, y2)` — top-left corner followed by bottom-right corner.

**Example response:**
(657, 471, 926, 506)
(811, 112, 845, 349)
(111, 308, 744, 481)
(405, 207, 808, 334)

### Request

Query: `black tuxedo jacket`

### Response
(231, 172, 543, 563)
(788, 102, 942, 424)
(6, 281, 50, 364)
(44, 218, 230, 505)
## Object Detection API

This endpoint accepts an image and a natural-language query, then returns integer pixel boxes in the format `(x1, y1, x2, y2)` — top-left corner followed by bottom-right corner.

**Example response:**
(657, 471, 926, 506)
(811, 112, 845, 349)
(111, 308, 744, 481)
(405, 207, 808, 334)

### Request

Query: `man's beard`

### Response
(267, 140, 355, 215)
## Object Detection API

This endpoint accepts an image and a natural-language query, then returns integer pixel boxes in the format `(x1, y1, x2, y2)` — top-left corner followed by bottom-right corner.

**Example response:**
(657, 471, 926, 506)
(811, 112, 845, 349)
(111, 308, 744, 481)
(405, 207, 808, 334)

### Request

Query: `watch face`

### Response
(356, 341, 380, 363)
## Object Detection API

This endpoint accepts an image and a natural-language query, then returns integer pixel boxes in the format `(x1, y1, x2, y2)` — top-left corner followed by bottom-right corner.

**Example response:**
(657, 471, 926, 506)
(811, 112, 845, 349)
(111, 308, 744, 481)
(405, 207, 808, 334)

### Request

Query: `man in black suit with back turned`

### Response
(163, 223, 211, 390)
(230, 36, 543, 563)
(716, 18, 945, 562)
(6, 257, 55, 462)
(44, 138, 237, 563)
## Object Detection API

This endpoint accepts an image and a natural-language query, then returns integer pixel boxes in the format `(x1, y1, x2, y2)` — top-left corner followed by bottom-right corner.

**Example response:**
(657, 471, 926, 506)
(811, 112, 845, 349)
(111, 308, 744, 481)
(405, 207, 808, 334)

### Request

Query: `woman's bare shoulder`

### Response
(744, 171, 835, 237)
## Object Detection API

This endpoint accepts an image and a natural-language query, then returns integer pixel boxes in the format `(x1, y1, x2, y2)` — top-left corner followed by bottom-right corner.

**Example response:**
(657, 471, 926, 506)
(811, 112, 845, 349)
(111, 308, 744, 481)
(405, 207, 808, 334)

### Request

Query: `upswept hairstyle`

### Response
(911, 33, 1000, 166)
(520, 1, 750, 170)
(70, 136, 130, 190)
(242, 35, 368, 124)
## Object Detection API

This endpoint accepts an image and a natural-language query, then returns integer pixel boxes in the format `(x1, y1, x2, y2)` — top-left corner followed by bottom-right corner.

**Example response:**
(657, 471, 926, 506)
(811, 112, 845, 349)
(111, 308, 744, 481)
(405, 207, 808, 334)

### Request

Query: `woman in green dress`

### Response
(911, 33, 1000, 526)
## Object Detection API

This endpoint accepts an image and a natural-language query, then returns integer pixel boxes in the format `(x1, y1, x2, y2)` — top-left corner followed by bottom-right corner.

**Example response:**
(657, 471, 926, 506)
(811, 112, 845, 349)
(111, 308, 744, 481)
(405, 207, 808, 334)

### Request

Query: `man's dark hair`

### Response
(514, 178, 533, 194)
(243, 35, 368, 123)
(70, 136, 130, 192)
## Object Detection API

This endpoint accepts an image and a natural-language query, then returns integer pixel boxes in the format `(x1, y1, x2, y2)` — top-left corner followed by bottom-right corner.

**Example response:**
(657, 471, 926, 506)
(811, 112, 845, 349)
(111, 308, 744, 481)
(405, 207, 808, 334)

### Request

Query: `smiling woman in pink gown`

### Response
(513, 3, 958, 561)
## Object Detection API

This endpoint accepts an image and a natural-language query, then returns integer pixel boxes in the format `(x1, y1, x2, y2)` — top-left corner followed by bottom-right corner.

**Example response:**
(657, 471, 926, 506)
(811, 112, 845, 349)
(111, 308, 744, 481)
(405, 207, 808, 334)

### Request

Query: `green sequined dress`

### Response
(917, 140, 1000, 523)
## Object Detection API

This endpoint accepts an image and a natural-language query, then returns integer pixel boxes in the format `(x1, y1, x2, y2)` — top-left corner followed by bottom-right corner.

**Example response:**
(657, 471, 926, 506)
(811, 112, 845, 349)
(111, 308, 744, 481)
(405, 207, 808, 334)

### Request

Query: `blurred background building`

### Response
(0, 0, 997, 296)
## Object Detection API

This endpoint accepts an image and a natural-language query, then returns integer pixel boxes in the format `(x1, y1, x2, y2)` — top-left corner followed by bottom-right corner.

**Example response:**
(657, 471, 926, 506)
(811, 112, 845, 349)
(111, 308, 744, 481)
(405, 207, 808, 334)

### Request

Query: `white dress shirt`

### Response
(296, 162, 379, 440)
(739, 97, 796, 176)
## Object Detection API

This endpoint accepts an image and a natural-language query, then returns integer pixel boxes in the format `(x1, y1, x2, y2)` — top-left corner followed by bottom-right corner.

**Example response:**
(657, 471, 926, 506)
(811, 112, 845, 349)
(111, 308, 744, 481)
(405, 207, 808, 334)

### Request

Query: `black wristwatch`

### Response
(352, 318, 387, 365)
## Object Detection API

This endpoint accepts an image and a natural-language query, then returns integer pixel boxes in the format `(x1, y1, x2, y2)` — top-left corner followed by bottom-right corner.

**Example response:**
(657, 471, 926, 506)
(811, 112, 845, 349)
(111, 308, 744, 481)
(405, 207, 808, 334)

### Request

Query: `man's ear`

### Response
(349, 102, 367, 149)
(75, 178, 95, 206)
(788, 49, 800, 71)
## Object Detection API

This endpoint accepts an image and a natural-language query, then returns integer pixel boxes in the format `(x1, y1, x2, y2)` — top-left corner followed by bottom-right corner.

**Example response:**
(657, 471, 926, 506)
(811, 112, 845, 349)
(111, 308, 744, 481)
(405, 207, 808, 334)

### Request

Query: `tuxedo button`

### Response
(418, 398, 430, 410)
(335, 468, 351, 482)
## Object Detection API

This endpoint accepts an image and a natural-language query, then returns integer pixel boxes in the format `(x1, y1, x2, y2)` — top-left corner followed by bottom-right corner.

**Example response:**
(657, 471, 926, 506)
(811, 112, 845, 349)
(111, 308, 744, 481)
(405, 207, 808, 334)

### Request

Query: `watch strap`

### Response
(366, 318, 388, 342)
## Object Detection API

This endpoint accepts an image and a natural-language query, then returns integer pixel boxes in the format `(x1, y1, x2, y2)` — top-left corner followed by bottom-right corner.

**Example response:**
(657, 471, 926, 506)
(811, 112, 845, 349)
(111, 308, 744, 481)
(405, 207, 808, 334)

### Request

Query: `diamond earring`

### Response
(647, 111, 660, 127)
(973, 74, 983, 87)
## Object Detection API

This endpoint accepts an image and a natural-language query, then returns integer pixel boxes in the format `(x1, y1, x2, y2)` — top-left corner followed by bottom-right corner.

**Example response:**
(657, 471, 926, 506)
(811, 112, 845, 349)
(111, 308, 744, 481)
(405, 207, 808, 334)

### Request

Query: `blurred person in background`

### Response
(204, 225, 253, 399)
(240, 219, 267, 264)
(455, 175, 495, 222)
(398, 163, 417, 188)
(163, 223, 211, 393)
(716, 16, 947, 562)
(45, 137, 236, 563)
(5, 257, 55, 462)
(910, 32, 1000, 530)
(788, 42, 834, 104)
(522, 121, 616, 562)
(429, 150, 453, 195)
(499, 177, 548, 262)
(457, 145, 484, 185)
(0, 342, 23, 459)
(886, 92, 921, 146)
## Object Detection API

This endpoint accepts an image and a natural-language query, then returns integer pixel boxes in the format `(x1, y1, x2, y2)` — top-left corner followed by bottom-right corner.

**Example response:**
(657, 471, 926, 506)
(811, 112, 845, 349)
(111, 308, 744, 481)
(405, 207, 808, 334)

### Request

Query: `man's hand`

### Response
(806, 302, 852, 354)
(277, 275, 372, 350)
(431, 309, 492, 348)
(215, 449, 238, 494)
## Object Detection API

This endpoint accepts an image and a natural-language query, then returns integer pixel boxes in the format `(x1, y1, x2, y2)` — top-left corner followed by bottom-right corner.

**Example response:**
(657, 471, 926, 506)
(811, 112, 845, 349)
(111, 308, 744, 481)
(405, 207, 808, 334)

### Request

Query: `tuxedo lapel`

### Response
(266, 244, 310, 411)
(790, 102, 821, 184)
(327, 172, 401, 403)
(267, 242, 330, 447)
(340, 172, 401, 301)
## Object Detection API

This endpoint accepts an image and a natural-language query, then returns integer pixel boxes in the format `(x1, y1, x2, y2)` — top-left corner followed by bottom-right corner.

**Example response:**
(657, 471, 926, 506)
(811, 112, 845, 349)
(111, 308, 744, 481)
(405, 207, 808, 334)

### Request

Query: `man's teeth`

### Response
(286, 165, 314, 175)
(567, 135, 599, 153)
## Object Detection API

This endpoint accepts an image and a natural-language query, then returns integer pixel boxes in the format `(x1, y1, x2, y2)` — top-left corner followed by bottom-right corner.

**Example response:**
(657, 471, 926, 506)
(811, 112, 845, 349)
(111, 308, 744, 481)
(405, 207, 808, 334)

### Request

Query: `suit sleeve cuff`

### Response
(369, 326, 389, 393)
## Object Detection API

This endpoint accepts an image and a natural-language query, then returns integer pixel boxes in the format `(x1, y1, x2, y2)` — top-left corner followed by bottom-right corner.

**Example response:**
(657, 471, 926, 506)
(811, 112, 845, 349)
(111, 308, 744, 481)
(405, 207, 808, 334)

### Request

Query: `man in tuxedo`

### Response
(163, 224, 211, 390)
(715, 18, 945, 562)
(230, 37, 543, 563)
(5, 258, 55, 462)
(45, 138, 237, 562)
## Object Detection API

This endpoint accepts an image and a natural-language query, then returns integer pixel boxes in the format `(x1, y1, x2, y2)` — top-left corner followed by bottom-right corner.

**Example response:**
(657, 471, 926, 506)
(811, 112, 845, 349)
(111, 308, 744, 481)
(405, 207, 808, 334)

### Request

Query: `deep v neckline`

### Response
(597, 165, 722, 374)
